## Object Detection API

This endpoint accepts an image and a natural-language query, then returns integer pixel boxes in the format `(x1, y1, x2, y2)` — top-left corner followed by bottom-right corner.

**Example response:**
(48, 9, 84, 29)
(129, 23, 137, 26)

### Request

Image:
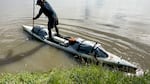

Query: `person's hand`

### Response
(33, 17, 36, 20)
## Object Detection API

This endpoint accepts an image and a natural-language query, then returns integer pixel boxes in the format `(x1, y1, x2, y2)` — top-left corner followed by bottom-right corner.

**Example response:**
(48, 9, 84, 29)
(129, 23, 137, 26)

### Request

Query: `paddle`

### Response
(33, 0, 35, 27)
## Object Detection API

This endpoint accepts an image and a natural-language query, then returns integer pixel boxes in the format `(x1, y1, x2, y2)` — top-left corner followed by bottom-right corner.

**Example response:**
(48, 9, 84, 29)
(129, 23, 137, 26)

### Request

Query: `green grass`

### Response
(0, 65, 150, 84)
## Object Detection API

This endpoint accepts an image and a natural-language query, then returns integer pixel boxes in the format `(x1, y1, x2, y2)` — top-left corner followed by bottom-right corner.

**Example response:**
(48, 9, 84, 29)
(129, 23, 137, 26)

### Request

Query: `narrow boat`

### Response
(23, 25, 137, 73)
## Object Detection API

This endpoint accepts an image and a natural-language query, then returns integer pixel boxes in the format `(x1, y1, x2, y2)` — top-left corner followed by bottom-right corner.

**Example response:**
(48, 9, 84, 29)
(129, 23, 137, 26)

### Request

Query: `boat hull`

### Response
(23, 25, 137, 73)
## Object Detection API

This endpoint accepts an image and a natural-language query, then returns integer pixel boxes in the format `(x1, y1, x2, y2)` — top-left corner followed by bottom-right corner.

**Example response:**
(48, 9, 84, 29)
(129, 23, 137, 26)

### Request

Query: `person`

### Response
(33, 0, 60, 40)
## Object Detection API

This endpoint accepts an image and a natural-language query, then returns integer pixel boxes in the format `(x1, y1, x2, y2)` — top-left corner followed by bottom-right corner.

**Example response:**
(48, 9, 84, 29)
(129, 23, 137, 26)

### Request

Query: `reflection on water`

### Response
(0, 43, 45, 66)
(0, 0, 150, 73)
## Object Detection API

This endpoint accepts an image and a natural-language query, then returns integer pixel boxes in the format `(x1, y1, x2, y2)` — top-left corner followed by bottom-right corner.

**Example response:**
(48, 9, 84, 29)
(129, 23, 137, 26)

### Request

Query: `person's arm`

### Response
(33, 8, 43, 20)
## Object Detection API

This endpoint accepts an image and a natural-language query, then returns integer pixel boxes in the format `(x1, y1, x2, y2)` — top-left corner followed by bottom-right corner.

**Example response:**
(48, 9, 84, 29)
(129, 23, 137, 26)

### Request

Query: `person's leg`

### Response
(54, 25, 60, 36)
(48, 21, 52, 40)
(54, 19, 61, 36)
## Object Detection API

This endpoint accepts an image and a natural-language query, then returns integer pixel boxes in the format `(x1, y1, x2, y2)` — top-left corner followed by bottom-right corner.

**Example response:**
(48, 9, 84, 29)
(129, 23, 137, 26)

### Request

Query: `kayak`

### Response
(23, 25, 137, 73)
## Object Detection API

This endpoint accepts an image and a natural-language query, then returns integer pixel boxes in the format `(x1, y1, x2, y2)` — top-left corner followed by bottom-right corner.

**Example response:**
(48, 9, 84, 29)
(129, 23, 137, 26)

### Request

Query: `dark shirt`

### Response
(35, 1, 57, 20)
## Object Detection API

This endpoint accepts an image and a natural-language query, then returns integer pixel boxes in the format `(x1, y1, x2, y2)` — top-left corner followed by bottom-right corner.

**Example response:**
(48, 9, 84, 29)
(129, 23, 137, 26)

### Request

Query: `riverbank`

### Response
(0, 65, 149, 84)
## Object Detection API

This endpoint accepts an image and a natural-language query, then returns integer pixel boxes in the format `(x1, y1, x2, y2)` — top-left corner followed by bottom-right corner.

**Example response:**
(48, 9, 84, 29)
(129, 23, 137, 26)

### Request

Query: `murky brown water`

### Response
(0, 0, 150, 73)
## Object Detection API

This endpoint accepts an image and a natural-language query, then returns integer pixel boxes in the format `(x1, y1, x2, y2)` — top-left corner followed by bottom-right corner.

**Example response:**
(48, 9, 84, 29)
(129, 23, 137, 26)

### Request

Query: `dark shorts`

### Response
(48, 18, 58, 29)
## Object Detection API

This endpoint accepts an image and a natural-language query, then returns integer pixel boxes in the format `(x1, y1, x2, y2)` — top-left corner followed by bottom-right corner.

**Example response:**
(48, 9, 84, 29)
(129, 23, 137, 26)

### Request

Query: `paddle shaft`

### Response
(33, 0, 35, 27)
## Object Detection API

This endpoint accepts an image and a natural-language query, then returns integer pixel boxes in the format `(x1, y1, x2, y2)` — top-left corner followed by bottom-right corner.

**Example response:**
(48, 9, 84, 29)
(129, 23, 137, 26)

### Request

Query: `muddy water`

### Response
(0, 0, 150, 73)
